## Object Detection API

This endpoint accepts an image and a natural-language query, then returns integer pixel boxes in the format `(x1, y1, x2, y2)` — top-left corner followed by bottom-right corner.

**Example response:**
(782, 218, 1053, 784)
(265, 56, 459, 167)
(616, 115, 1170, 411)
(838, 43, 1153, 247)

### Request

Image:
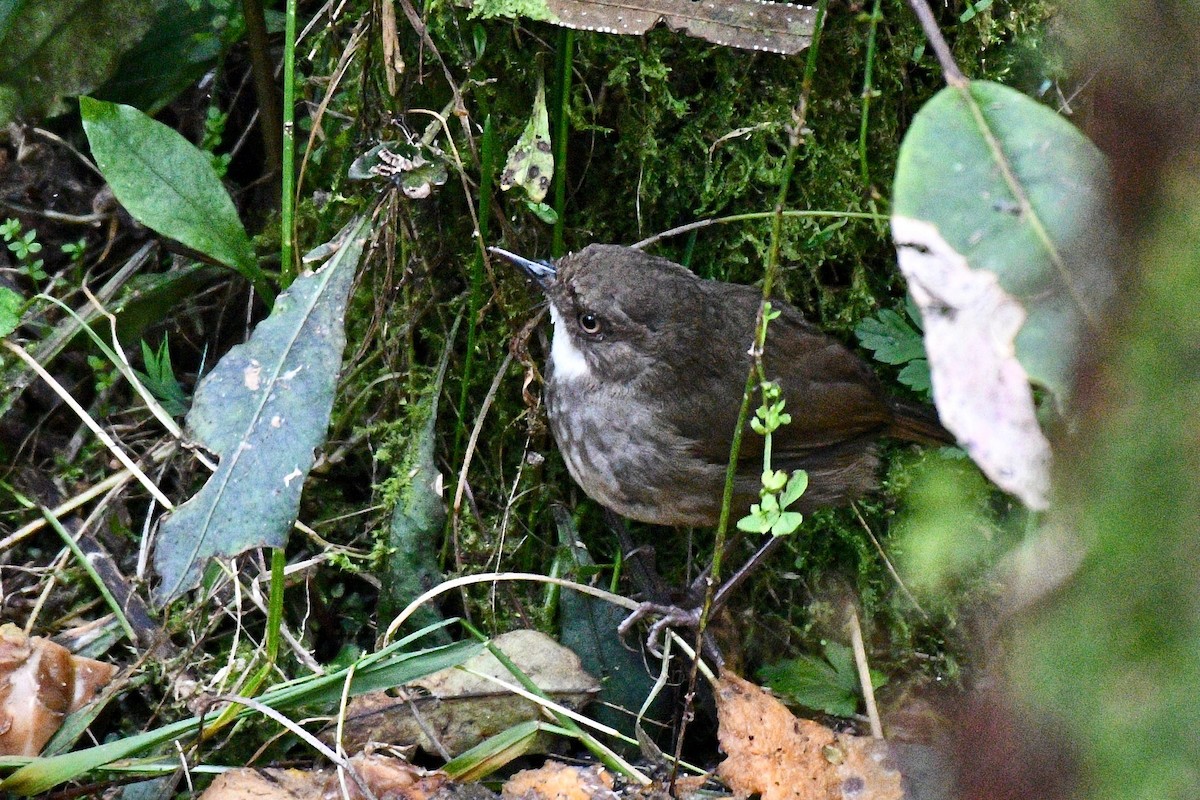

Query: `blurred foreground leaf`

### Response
(96, 1, 231, 114)
(0, 1, 154, 125)
(1016, 177, 1200, 800)
(892, 81, 1113, 508)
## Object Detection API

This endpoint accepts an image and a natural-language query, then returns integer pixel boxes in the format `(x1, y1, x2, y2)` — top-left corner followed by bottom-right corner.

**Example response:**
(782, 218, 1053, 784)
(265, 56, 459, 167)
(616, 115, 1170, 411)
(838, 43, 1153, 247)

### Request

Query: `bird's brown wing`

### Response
(763, 306, 893, 451)
(664, 286, 892, 469)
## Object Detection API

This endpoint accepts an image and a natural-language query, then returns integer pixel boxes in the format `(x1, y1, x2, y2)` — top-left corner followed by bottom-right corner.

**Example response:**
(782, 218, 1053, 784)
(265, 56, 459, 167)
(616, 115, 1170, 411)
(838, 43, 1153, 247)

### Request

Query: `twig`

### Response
(631, 209, 887, 250)
(851, 502, 929, 620)
(0, 469, 134, 552)
(450, 350, 514, 565)
(382, 571, 641, 644)
(2, 340, 173, 509)
(295, 18, 367, 268)
(847, 604, 883, 739)
(211, 694, 377, 800)
(904, 0, 967, 86)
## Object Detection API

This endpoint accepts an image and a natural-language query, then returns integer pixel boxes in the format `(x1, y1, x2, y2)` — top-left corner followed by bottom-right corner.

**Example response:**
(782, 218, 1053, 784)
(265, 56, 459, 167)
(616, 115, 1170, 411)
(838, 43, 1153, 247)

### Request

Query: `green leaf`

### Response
(152, 216, 370, 603)
(79, 97, 272, 302)
(780, 470, 809, 508)
(759, 650, 858, 717)
(893, 81, 1110, 509)
(500, 73, 553, 204)
(0, 0, 155, 125)
(379, 334, 452, 640)
(0, 285, 21, 337)
(893, 80, 1111, 402)
(525, 200, 558, 224)
(897, 358, 931, 394)
(759, 642, 886, 718)
(762, 469, 788, 493)
(770, 511, 803, 537)
(855, 308, 926, 365)
(443, 721, 549, 782)
(736, 506, 771, 533)
(134, 337, 188, 417)
(95, 1, 250, 115)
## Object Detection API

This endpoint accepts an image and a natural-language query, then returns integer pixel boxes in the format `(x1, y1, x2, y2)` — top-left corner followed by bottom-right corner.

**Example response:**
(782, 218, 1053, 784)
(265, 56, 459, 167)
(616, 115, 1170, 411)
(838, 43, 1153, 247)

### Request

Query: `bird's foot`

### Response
(618, 602, 704, 659)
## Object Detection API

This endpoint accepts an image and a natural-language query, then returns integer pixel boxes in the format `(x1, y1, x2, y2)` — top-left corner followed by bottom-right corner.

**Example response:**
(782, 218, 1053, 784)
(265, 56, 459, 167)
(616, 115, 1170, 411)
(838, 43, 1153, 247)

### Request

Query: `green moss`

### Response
(303, 0, 1059, 674)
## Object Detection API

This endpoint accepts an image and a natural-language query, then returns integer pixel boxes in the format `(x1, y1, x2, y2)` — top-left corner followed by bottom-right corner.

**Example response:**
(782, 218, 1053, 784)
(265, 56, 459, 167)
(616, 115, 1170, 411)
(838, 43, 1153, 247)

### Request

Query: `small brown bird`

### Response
(493, 244, 951, 527)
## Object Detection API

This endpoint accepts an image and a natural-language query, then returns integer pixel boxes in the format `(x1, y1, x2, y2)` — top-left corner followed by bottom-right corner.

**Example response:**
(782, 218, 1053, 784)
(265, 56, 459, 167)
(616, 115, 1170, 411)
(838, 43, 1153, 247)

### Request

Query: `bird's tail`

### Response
(886, 397, 956, 446)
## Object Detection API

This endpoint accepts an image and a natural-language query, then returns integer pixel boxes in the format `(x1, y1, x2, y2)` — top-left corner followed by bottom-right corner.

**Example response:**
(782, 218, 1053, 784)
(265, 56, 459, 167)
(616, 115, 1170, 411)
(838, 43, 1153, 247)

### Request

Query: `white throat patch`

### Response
(549, 306, 591, 380)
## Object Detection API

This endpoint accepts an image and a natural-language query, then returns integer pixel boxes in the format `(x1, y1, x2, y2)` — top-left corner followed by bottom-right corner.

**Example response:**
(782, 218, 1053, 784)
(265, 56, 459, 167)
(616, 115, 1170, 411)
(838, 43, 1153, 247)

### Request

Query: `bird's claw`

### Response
(618, 602, 702, 657)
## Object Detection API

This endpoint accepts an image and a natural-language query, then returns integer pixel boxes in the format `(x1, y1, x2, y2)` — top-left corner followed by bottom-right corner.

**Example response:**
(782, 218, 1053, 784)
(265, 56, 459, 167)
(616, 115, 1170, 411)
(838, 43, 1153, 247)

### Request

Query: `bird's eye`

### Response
(578, 312, 602, 335)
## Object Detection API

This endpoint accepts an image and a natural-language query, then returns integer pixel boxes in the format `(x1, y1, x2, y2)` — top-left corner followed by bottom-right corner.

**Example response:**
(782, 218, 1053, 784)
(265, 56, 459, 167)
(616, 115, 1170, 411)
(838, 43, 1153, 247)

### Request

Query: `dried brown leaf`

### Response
(0, 624, 116, 756)
(198, 754, 448, 800)
(475, 0, 814, 55)
(501, 761, 616, 800)
(715, 671, 905, 800)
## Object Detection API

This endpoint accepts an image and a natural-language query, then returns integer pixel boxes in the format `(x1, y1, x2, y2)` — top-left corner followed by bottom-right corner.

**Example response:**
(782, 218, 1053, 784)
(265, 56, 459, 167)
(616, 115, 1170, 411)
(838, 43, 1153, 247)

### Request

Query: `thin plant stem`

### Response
(551, 28, 575, 257)
(280, 0, 299, 281)
(847, 604, 884, 738)
(706, 0, 828, 631)
(632, 209, 886, 250)
(673, 0, 830, 785)
(859, 0, 883, 186)
(453, 116, 496, 469)
(905, 0, 967, 86)
(266, 548, 286, 665)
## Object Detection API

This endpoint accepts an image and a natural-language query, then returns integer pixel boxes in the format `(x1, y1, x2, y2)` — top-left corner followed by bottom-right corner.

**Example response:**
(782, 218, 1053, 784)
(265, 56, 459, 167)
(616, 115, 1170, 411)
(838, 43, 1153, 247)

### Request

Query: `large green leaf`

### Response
(153, 216, 370, 603)
(79, 97, 271, 301)
(892, 81, 1112, 508)
(893, 80, 1111, 401)
(95, 1, 226, 114)
(0, 0, 155, 125)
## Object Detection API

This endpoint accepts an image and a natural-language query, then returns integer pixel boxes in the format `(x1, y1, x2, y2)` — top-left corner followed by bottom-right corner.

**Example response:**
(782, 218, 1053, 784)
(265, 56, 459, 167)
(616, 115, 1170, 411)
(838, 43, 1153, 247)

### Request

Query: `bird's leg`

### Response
(705, 534, 788, 617)
(604, 509, 673, 606)
(618, 534, 788, 662)
(604, 510, 725, 664)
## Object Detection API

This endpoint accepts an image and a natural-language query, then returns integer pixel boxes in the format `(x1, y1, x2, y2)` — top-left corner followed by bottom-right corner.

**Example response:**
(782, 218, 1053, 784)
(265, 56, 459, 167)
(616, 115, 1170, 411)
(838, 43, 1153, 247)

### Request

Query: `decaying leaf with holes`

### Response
(469, 0, 815, 55)
(716, 671, 903, 800)
(0, 624, 116, 756)
(349, 141, 448, 199)
(501, 74, 554, 204)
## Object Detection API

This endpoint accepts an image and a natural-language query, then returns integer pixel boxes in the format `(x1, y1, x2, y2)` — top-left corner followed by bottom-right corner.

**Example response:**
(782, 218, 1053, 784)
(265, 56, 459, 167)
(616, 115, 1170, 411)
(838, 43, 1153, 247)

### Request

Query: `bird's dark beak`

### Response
(488, 246, 556, 290)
